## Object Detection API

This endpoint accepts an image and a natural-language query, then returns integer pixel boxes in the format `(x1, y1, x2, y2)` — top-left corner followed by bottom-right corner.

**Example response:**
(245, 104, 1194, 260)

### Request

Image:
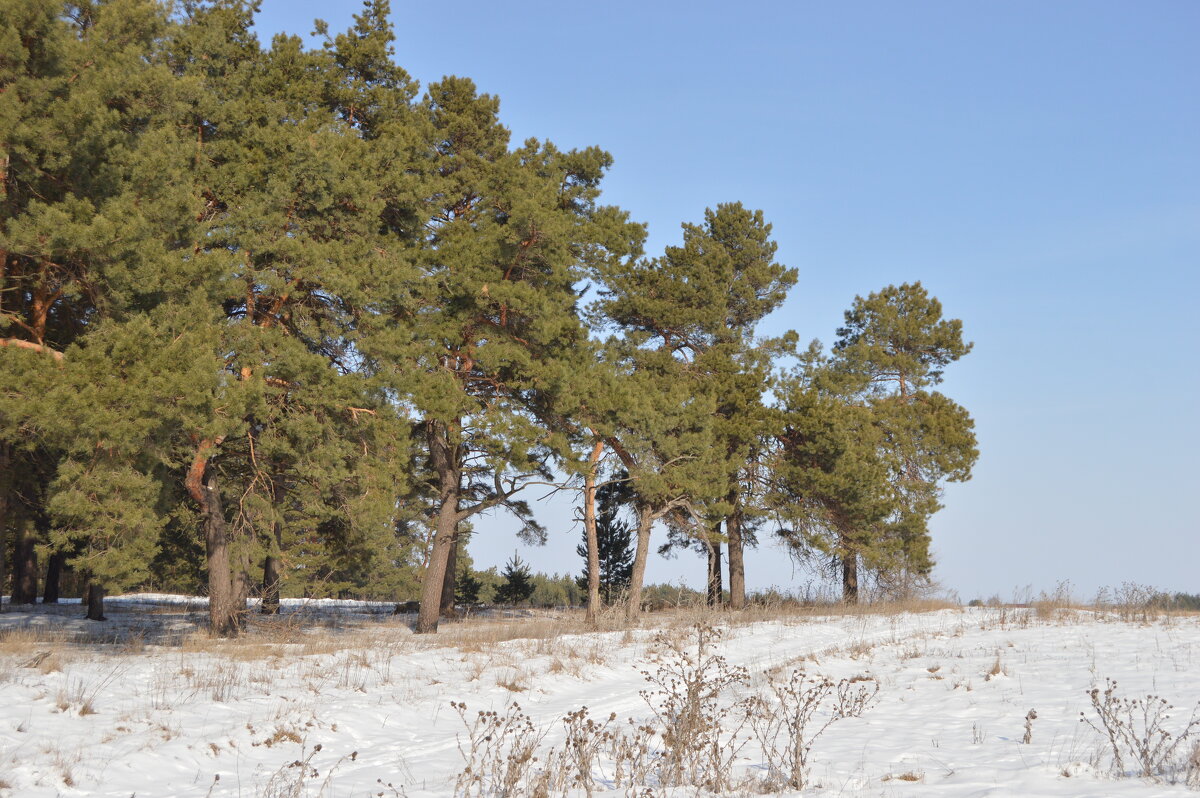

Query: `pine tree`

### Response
(454, 559, 483, 605)
(1, 0, 196, 616)
(595, 203, 796, 610)
(772, 284, 977, 602)
(1, 2, 421, 632)
(771, 347, 895, 603)
(356, 72, 642, 633)
(493, 554, 535, 605)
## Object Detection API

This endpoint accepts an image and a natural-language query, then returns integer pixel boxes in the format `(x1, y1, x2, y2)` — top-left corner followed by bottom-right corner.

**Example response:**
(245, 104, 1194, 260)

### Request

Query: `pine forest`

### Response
(0, 0, 978, 636)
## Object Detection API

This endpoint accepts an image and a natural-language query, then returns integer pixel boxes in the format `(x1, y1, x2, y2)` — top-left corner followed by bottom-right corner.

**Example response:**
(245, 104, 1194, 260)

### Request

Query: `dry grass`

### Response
(0, 625, 72, 652)
(882, 770, 924, 782)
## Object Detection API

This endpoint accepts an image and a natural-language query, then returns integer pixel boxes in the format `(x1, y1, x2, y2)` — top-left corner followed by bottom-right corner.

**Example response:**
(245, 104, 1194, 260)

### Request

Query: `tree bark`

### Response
(42, 551, 65, 603)
(85, 582, 106, 621)
(583, 440, 604, 625)
(232, 541, 252, 620)
(626, 503, 654, 622)
(200, 472, 239, 636)
(416, 419, 460, 634)
(261, 471, 285, 614)
(0, 443, 8, 612)
(706, 523, 723, 608)
(439, 530, 459, 618)
(841, 533, 859, 604)
(726, 498, 746, 610)
(185, 437, 240, 635)
(261, 555, 281, 614)
(13, 524, 37, 605)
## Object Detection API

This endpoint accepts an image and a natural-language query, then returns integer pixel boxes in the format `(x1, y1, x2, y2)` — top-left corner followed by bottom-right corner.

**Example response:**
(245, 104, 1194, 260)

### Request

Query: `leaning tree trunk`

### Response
(42, 551, 65, 604)
(726, 499, 746, 610)
(417, 491, 458, 633)
(706, 526, 723, 609)
(583, 440, 604, 624)
(85, 582, 106, 621)
(416, 419, 460, 634)
(625, 503, 654, 622)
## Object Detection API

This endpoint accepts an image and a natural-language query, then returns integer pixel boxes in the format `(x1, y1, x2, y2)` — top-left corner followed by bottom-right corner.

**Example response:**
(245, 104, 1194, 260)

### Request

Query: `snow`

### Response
(1, 597, 1197, 796)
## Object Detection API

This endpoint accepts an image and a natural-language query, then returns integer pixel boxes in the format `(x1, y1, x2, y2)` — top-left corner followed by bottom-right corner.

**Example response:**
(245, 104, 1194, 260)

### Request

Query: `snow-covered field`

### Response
(1, 597, 1198, 797)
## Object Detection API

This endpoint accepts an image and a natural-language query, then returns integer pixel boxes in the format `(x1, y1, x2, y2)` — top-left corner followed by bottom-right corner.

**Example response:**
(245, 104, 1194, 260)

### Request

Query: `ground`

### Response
(1, 596, 1197, 797)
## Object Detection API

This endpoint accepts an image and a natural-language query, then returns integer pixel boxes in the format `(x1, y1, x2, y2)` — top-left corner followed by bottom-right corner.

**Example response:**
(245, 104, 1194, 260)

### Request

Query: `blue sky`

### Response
(254, 0, 1199, 601)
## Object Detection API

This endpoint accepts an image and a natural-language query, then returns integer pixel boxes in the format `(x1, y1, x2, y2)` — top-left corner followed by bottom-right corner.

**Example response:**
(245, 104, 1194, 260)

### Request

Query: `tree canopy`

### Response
(1, 0, 977, 632)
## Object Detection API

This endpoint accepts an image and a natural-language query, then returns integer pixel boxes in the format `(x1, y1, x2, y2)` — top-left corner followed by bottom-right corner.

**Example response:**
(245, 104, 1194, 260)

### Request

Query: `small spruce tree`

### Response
(575, 477, 635, 604)
(454, 559, 483, 605)
(493, 554, 536, 605)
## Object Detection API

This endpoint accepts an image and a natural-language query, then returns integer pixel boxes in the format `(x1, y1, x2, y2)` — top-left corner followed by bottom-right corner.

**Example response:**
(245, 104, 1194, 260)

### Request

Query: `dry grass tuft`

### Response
(882, 770, 924, 782)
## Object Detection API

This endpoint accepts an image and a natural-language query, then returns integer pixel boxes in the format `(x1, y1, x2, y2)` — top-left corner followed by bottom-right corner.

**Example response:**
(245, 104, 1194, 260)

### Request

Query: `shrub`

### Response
(1080, 678, 1200, 781)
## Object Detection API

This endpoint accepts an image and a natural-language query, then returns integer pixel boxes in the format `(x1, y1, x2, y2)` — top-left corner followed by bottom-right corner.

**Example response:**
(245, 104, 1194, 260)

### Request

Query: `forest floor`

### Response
(1, 596, 1198, 797)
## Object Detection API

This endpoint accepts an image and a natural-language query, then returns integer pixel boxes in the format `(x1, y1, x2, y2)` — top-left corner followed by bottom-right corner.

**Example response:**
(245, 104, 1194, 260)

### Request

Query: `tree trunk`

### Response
(416, 419, 460, 634)
(583, 440, 603, 624)
(184, 437, 238, 635)
(726, 500, 746, 610)
(42, 551, 65, 603)
(0, 443, 8, 612)
(232, 541, 252, 621)
(201, 472, 240, 636)
(439, 531, 459, 618)
(85, 582, 106, 621)
(262, 555, 281, 614)
(706, 524, 723, 608)
(840, 533, 859, 604)
(261, 471, 285, 614)
(13, 524, 37, 605)
(626, 503, 654, 622)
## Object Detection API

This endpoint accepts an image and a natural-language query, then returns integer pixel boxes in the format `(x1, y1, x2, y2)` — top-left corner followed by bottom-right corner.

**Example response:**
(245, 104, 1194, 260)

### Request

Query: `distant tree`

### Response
(529, 573, 585, 608)
(493, 554, 536, 605)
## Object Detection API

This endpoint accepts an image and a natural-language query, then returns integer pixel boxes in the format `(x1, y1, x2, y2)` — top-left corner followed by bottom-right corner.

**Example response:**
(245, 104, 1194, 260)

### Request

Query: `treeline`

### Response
(0, 0, 977, 635)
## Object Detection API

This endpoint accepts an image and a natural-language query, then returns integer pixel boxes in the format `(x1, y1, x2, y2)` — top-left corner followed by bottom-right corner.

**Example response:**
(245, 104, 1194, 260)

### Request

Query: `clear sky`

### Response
(253, 0, 1199, 602)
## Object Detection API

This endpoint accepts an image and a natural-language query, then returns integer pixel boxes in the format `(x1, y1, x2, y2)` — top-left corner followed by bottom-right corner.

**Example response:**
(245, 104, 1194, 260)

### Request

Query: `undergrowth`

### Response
(1081, 677, 1200, 784)
(450, 623, 879, 796)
